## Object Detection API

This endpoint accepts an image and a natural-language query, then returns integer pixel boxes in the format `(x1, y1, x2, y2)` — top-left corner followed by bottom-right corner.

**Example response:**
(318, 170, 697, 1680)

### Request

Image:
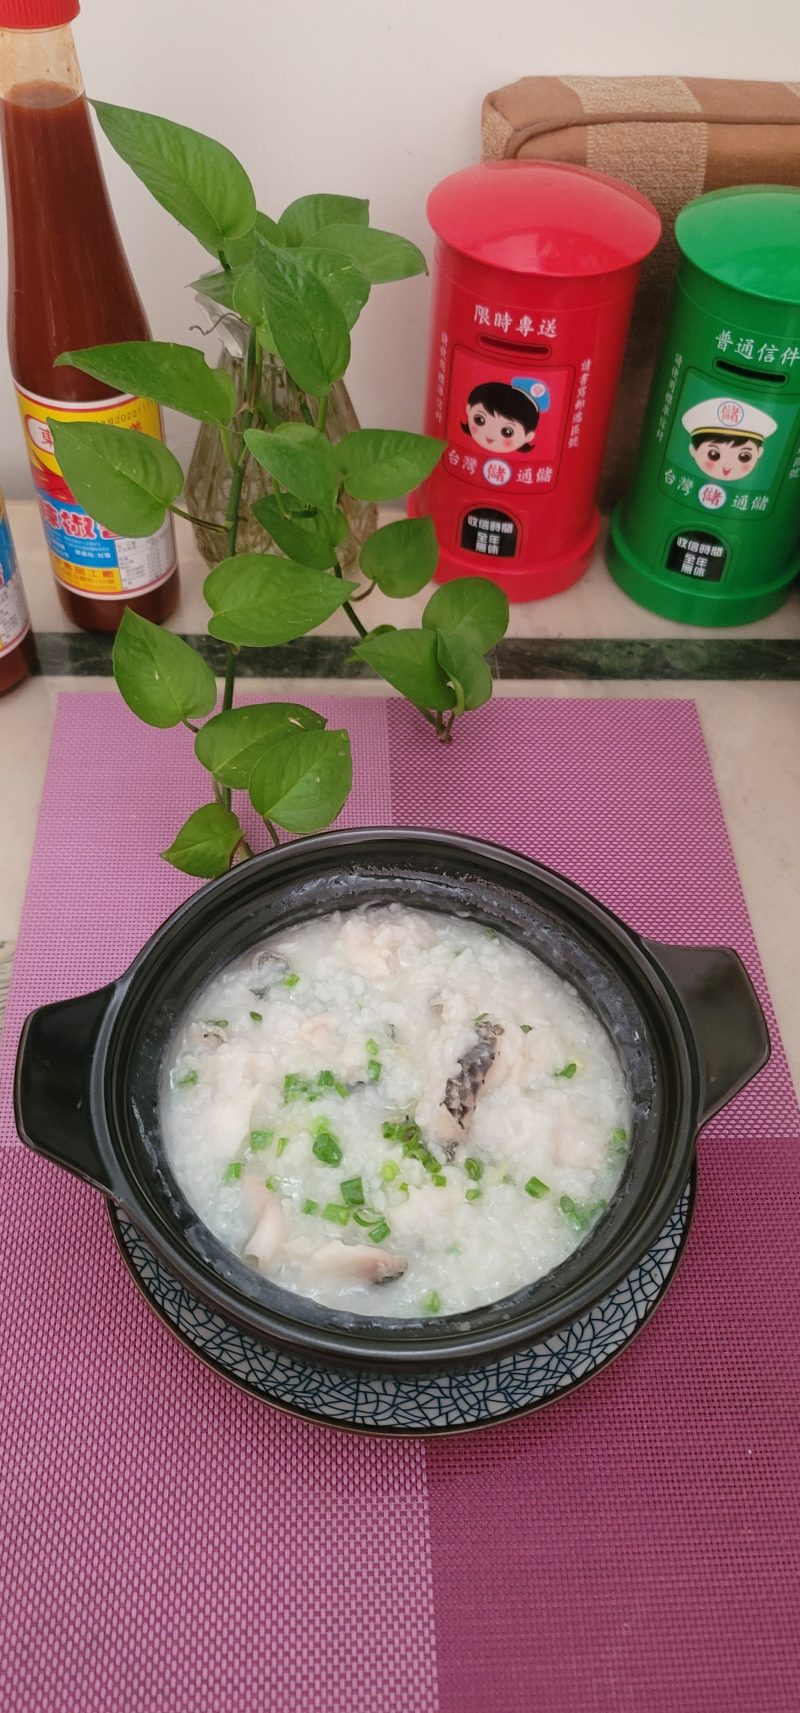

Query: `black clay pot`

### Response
(14, 830, 769, 1375)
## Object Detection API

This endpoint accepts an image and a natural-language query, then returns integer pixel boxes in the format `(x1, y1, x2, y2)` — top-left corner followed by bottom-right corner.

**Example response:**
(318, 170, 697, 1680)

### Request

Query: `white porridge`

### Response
(161, 905, 630, 1317)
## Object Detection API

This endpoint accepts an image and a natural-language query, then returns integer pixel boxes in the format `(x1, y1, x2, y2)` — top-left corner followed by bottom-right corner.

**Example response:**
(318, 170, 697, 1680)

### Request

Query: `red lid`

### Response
(0, 0, 78, 26)
(427, 161, 661, 277)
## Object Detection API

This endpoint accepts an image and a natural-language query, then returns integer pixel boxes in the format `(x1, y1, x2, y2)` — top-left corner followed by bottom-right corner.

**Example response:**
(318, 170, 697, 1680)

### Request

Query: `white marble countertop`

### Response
(2, 501, 798, 1089)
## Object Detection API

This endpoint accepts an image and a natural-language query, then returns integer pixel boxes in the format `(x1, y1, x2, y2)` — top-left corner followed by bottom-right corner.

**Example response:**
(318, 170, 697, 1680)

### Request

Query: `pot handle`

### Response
(14, 986, 115, 1193)
(642, 940, 770, 1126)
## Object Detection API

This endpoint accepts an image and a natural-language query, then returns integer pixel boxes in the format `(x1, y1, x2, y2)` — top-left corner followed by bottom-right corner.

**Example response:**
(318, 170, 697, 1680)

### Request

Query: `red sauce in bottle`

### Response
(0, 9, 179, 632)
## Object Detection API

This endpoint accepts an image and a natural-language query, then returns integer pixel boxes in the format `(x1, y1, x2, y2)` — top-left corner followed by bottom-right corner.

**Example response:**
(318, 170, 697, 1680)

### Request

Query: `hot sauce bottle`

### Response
(0, 0, 179, 632)
(0, 481, 36, 691)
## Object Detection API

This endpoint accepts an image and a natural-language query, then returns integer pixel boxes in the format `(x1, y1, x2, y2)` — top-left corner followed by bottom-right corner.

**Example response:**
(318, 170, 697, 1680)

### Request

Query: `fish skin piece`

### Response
(441, 1019, 504, 1157)
(309, 1240, 408, 1285)
(249, 950, 289, 1000)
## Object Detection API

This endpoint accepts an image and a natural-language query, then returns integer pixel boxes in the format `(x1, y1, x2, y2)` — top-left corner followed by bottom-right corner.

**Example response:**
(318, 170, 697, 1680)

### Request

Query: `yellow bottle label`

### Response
(15, 385, 177, 598)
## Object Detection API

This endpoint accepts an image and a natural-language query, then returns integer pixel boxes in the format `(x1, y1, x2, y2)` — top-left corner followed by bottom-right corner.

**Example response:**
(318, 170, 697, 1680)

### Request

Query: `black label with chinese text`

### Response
(460, 507, 518, 558)
(666, 530, 727, 581)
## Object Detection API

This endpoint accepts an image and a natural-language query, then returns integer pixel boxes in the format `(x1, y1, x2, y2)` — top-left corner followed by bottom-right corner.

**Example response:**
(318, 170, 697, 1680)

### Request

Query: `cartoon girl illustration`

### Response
(682, 398, 777, 482)
(462, 381, 541, 455)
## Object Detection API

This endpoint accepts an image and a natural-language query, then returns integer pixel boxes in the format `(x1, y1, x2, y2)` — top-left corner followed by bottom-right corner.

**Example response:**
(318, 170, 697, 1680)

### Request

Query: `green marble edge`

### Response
(31, 632, 800, 682)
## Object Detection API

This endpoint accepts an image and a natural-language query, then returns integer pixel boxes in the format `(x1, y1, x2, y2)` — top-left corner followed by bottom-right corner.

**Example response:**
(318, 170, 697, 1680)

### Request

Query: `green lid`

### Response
(676, 185, 800, 306)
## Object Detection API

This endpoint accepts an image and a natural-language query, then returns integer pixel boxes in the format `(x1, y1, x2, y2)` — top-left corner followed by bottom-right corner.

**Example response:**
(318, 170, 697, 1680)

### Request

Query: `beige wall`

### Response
(1, 0, 797, 492)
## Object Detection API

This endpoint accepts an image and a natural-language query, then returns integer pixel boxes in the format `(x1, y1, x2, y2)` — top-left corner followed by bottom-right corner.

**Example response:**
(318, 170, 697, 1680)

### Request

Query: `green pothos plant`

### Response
(51, 102, 509, 878)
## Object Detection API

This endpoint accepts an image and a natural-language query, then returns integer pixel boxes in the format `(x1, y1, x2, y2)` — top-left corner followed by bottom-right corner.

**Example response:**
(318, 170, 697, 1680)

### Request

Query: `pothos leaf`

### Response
(48, 420, 183, 537)
(203, 553, 357, 647)
(351, 627, 455, 711)
(112, 610, 216, 729)
(195, 702, 326, 789)
(251, 495, 347, 570)
(249, 728, 353, 833)
(359, 515, 438, 596)
(422, 576, 509, 654)
(435, 630, 493, 712)
(162, 804, 244, 878)
(91, 101, 256, 255)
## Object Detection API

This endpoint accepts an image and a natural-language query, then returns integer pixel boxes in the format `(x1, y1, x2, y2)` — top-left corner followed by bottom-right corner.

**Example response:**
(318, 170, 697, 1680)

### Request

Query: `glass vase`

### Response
(184, 344, 377, 570)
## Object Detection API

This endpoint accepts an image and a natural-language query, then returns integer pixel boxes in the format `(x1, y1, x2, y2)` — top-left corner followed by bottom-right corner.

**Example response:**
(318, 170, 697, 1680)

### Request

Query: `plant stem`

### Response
(222, 645, 238, 715)
(316, 391, 330, 434)
(342, 597, 367, 638)
(171, 504, 227, 533)
(350, 579, 375, 603)
(235, 834, 255, 861)
(217, 325, 260, 806)
(263, 818, 282, 848)
(219, 426, 237, 471)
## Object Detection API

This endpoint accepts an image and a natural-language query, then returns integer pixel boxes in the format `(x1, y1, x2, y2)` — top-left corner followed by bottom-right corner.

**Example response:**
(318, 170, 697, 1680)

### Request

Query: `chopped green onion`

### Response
(276, 1135, 291, 1157)
(206, 1018, 229, 1029)
(249, 1010, 263, 1023)
(367, 1059, 382, 1083)
(368, 1219, 390, 1244)
(559, 1194, 606, 1231)
(465, 1187, 482, 1202)
(445, 1242, 461, 1256)
(248, 1128, 272, 1152)
(525, 1176, 549, 1198)
(380, 1160, 400, 1183)
(353, 1206, 383, 1228)
(265, 1174, 279, 1191)
(323, 1202, 350, 1225)
(556, 1061, 578, 1079)
(340, 1176, 365, 1207)
(313, 1069, 349, 1098)
(474, 1011, 489, 1024)
(283, 1072, 310, 1102)
(302, 1198, 318, 1215)
(483, 927, 498, 941)
(365, 1038, 379, 1057)
(172, 1067, 198, 1089)
(223, 1161, 242, 1183)
(520, 1024, 533, 1034)
(397, 1181, 410, 1196)
(281, 973, 300, 988)
(464, 1157, 483, 1181)
(404, 1141, 440, 1173)
(611, 1126, 628, 1158)
(382, 1119, 438, 1173)
(422, 1291, 441, 1315)
(312, 1130, 343, 1167)
(432, 1173, 447, 1187)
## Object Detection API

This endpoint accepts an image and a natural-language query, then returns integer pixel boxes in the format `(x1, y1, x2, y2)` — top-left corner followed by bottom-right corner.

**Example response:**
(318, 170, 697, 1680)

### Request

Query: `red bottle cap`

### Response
(0, 0, 79, 26)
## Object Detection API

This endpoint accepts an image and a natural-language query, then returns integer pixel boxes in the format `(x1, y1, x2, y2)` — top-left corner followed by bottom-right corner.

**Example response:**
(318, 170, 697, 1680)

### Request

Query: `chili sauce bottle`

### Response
(0, 483, 35, 692)
(0, 0, 179, 632)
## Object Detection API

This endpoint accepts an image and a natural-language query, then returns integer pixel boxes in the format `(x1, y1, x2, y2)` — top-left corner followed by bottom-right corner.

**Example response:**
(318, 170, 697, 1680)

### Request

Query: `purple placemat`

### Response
(1, 691, 798, 1713)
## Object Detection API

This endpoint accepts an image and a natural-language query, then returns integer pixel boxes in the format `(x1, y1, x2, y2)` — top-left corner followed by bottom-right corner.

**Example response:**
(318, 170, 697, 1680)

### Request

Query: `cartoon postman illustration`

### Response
(682, 396, 777, 482)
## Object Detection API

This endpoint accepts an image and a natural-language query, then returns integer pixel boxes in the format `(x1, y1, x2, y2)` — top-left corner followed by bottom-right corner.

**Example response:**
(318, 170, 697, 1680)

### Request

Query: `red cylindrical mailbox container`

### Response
(410, 161, 661, 600)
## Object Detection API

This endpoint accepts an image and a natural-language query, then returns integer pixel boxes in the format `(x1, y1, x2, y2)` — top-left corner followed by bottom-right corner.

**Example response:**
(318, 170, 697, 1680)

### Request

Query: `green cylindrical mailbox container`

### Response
(608, 185, 800, 624)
